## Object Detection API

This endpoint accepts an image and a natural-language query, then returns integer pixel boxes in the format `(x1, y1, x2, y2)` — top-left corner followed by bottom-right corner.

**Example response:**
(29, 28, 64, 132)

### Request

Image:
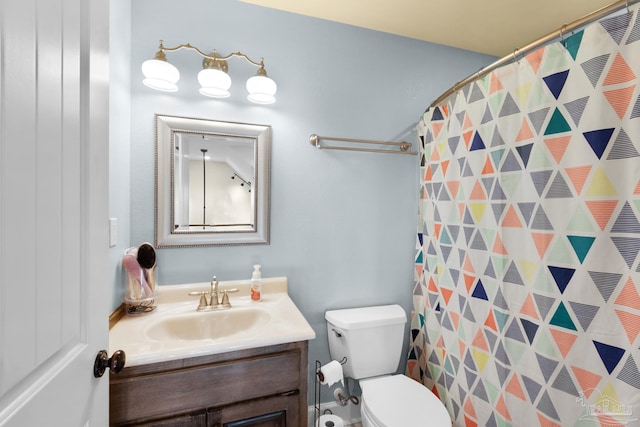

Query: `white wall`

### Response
(188, 160, 252, 226)
(109, 0, 132, 305)
(110, 0, 495, 404)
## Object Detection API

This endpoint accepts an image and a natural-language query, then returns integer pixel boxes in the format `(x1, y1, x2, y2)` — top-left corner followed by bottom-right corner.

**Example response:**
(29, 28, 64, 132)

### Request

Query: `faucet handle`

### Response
(188, 290, 210, 309)
(219, 288, 239, 307)
(220, 290, 230, 307)
(199, 294, 209, 309)
(188, 291, 206, 296)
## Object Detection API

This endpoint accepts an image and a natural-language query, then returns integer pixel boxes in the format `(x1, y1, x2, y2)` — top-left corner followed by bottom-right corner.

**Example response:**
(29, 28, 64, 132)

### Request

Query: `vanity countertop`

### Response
(109, 277, 315, 367)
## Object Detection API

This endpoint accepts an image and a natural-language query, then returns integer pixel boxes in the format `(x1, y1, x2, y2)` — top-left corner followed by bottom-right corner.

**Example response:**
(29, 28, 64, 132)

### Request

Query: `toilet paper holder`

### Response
(315, 357, 346, 383)
(313, 358, 358, 426)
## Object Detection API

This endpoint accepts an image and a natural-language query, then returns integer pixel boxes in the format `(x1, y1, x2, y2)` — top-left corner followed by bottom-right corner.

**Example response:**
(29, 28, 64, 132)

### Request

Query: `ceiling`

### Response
(240, 0, 617, 57)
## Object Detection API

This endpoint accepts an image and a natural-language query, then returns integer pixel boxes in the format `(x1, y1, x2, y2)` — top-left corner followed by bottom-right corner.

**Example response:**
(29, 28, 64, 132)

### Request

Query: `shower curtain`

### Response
(408, 8, 640, 426)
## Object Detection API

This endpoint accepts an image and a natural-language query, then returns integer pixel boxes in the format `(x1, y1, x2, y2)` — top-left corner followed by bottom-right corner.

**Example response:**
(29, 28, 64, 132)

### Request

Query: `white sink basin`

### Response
(109, 277, 315, 366)
(146, 307, 271, 341)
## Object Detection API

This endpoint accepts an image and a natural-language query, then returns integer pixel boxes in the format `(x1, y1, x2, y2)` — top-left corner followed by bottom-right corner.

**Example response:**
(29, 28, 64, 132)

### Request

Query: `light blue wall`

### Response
(111, 0, 495, 404)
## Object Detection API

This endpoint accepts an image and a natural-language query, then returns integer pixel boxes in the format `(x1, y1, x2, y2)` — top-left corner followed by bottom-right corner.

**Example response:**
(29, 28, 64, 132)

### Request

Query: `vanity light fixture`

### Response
(142, 40, 277, 105)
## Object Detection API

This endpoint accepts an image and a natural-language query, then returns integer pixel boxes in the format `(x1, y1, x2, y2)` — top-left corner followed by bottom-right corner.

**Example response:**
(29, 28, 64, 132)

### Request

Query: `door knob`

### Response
(93, 349, 126, 378)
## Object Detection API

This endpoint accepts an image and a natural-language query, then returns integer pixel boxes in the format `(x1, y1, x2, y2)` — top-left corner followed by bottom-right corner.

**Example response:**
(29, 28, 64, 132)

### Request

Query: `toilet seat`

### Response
(360, 375, 450, 427)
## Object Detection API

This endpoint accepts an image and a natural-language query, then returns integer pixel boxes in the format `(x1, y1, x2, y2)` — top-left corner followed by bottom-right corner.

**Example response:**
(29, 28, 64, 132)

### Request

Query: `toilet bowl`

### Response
(325, 305, 450, 427)
(359, 375, 450, 427)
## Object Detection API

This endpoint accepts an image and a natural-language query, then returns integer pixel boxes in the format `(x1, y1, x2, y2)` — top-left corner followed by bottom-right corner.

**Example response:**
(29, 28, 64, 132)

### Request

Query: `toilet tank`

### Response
(325, 305, 407, 380)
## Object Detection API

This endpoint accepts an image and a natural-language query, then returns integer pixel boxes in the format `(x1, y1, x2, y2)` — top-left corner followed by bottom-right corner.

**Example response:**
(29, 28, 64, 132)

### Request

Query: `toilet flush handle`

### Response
(331, 328, 342, 338)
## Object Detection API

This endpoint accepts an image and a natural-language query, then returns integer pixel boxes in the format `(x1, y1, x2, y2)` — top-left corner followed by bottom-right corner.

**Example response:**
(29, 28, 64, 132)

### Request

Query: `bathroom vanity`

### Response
(109, 278, 315, 426)
(110, 341, 308, 426)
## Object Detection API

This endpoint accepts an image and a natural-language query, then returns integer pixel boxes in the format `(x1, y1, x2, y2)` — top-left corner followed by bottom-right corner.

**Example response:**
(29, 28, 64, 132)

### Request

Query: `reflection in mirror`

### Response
(174, 133, 254, 230)
(156, 114, 270, 247)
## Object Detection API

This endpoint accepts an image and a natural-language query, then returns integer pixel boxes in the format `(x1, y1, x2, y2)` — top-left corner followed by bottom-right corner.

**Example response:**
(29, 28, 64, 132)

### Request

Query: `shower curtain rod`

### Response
(309, 134, 418, 155)
(429, 0, 639, 109)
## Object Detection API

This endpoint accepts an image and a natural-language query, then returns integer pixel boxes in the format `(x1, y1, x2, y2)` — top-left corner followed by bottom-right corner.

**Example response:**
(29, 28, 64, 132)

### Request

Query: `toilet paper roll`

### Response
(316, 414, 344, 427)
(319, 360, 343, 386)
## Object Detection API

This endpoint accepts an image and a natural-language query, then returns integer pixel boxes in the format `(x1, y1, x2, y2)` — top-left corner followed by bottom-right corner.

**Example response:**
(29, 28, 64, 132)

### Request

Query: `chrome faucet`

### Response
(189, 276, 238, 311)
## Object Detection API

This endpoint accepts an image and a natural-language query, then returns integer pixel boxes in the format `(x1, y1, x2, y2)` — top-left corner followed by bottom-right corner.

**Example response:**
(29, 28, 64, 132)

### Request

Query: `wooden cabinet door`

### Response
(209, 392, 300, 427)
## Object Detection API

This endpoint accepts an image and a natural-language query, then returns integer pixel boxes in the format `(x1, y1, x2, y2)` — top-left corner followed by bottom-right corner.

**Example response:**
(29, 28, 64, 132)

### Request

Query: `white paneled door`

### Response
(0, 0, 110, 425)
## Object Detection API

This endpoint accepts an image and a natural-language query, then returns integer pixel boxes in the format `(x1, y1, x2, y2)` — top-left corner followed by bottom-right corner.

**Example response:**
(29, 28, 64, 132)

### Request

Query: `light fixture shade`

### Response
(198, 68, 232, 98)
(246, 75, 277, 104)
(141, 59, 180, 92)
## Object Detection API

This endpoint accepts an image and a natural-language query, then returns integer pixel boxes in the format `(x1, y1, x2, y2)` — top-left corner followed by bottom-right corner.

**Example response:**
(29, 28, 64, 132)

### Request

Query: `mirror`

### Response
(155, 114, 271, 247)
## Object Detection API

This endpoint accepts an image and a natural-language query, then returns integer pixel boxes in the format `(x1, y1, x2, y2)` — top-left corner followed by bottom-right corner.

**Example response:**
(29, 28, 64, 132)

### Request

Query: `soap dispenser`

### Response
(250, 264, 262, 301)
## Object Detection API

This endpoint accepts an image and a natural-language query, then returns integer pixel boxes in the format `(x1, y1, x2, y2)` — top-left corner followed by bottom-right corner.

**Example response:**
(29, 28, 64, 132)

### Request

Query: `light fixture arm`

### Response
(156, 40, 267, 70)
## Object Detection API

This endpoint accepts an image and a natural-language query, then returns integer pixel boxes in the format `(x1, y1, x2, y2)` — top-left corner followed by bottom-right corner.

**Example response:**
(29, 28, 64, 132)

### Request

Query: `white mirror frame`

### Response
(155, 114, 271, 247)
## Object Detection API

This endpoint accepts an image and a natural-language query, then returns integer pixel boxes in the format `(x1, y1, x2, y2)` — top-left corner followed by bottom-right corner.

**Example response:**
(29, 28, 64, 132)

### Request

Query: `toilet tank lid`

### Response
(325, 304, 406, 329)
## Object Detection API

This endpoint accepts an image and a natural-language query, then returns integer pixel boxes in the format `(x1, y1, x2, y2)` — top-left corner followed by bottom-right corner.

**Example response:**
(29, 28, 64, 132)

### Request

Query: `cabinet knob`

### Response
(93, 349, 126, 378)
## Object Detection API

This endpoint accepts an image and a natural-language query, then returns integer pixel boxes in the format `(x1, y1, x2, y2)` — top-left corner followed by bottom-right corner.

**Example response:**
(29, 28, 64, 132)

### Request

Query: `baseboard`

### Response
(307, 401, 362, 427)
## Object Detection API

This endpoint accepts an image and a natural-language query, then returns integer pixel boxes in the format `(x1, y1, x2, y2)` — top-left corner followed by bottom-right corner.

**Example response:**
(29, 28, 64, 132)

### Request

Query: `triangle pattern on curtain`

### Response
(409, 7, 640, 426)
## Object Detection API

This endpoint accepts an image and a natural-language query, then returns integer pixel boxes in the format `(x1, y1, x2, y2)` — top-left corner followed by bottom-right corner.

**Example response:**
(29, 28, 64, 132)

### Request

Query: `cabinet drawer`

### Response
(111, 351, 301, 424)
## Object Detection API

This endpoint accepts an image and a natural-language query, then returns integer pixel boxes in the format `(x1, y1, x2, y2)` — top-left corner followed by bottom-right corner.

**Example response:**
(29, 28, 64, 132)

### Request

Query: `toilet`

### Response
(325, 305, 450, 427)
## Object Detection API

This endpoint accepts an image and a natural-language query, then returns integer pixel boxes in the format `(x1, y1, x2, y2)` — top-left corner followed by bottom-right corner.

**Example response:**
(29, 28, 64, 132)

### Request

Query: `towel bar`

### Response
(309, 134, 417, 155)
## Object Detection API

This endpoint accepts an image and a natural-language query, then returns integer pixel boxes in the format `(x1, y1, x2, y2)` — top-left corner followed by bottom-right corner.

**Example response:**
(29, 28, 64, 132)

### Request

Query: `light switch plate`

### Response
(109, 218, 117, 247)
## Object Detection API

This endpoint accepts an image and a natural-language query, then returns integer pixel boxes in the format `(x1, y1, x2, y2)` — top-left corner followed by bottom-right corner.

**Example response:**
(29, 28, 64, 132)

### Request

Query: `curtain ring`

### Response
(626, 0, 630, 14)
(560, 24, 568, 46)
(513, 48, 519, 63)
